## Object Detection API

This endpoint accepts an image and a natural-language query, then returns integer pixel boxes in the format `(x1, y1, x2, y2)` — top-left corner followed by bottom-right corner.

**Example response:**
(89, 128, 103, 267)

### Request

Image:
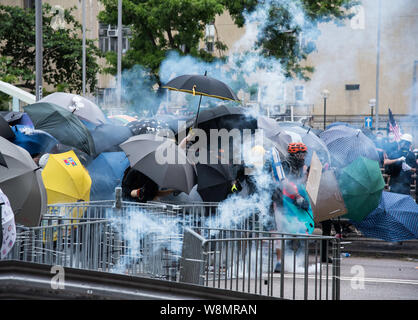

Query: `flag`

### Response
(388, 108, 401, 142)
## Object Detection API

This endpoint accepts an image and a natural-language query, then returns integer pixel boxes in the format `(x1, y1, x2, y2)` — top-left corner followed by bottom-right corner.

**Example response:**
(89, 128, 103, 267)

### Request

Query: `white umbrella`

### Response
(39, 92, 107, 125)
(0, 188, 16, 259)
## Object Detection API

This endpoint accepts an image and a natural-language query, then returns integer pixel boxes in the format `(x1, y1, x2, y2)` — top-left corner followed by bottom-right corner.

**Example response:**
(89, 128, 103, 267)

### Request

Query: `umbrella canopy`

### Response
(108, 114, 137, 125)
(257, 116, 292, 155)
(0, 137, 47, 227)
(326, 122, 351, 130)
(337, 157, 385, 222)
(120, 134, 196, 194)
(0, 188, 16, 259)
(351, 191, 418, 242)
(319, 125, 380, 168)
(126, 118, 171, 136)
(163, 74, 240, 102)
(0, 115, 15, 141)
(41, 150, 92, 204)
(89, 123, 133, 156)
(11, 125, 58, 156)
(0, 111, 34, 127)
(24, 102, 95, 156)
(196, 162, 234, 202)
(87, 152, 130, 201)
(279, 122, 331, 166)
(39, 92, 107, 125)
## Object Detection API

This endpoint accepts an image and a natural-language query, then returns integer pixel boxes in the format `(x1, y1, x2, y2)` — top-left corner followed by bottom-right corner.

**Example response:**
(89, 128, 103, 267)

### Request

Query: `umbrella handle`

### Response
(192, 70, 207, 129)
(193, 94, 203, 129)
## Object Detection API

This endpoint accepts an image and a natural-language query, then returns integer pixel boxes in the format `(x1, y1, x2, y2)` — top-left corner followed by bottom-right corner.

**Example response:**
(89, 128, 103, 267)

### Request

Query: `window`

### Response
(205, 23, 215, 53)
(98, 23, 131, 53)
(345, 84, 360, 91)
(350, 5, 365, 30)
(24, 0, 35, 9)
(295, 85, 304, 102)
(206, 41, 214, 52)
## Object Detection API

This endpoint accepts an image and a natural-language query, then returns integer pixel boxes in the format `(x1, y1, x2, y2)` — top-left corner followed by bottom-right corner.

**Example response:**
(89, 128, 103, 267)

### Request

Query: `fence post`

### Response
(114, 187, 122, 210)
(179, 228, 205, 285)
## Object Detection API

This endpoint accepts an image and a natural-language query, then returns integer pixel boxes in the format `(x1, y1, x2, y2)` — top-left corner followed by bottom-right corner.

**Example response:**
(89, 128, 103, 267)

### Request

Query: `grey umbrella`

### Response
(257, 116, 292, 155)
(39, 92, 107, 125)
(278, 122, 331, 165)
(0, 137, 47, 227)
(119, 134, 196, 194)
(319, 125, 380, 168)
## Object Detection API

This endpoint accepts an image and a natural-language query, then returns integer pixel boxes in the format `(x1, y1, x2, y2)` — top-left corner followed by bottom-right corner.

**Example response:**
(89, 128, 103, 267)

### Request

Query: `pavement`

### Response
(337, 235, 418, 259)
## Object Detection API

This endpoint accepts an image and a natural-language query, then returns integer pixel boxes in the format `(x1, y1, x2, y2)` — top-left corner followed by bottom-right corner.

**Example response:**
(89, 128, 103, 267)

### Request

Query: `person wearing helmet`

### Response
(271, 142, 315, 272)
(384, 133, 416, 195)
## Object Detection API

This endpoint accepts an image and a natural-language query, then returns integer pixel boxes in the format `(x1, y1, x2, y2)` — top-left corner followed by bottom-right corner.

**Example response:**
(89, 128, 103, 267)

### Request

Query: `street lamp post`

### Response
(35, 0, 43, 101)
(369, 98, 376, 129)
(117, 0, 122, 109)
(321, 89, 330, 130)
(82, 0, 86, 95)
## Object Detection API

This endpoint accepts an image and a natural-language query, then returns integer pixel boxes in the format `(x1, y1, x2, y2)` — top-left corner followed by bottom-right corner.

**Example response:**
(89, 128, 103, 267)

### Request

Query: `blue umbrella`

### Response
(89, 123, 133, 156)
(86, 152, 130, 201)
(352, 191, 418, 242)
(11, 125, 58, 156)
(319, 125, 379, 168)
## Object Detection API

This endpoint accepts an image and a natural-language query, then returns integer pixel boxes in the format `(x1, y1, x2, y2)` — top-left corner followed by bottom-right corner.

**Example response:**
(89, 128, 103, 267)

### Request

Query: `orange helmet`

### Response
(287, 142, 308, 154)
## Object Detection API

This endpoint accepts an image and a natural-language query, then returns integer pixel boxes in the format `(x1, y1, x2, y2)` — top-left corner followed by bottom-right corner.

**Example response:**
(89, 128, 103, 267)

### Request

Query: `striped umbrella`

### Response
(352, 192, 418, 242)
(319, 125, 379, 168)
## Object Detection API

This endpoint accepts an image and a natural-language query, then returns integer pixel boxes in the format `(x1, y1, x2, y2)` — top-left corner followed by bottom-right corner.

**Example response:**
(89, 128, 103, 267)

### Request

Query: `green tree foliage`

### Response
(0, 4, 102, 95)
(98, 0, 227, 86)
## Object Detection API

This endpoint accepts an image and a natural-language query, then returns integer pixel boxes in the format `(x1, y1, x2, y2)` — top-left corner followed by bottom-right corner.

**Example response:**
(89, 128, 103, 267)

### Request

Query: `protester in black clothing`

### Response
(384, 133, 417, 195)
(383, 132, 399, 156)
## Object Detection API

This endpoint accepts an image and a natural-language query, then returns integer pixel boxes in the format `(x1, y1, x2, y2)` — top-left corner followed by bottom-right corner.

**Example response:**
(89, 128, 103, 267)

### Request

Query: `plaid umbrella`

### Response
(279, 122, 331, 166)
(337, 157, 385, 222)
(319, 125, 379, 168)
(352, 191, 418, 241)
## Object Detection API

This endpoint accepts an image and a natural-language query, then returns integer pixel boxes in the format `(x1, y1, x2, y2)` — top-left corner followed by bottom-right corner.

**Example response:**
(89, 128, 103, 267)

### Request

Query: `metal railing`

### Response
(180, 227, 341, 300)
(6, 197, 341, 299)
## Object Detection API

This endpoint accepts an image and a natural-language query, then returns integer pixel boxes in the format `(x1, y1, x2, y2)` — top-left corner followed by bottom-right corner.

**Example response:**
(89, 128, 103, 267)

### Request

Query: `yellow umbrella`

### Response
(42, 150, 91, 205)
(41, 151, 91, 241)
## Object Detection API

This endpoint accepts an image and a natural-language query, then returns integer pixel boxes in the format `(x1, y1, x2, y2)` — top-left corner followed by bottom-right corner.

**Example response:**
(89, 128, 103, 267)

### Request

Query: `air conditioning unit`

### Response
(107, 27, 118, 37)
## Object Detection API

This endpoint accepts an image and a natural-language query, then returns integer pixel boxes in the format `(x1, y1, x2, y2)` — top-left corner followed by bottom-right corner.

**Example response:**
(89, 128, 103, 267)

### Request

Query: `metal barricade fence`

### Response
(150, 201, 264, 231)
(6, 198, 341, 299)
(179, 227, 341, 300)
(7, 199, 183, 279)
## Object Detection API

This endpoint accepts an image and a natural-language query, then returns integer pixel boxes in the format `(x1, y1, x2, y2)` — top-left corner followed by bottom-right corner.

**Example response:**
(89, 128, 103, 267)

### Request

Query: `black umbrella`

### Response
(163, 72, 240, 129)
(0, 137, 47, 227)
(89, 123, 133, 156)
(24, 102, 95, 156)
(119, 134, 196, 194)
(196, 162, 235, 202)
(0, 111, 34, 127)
(0, 115, 15, 141)
(178, 105, 257, 136)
